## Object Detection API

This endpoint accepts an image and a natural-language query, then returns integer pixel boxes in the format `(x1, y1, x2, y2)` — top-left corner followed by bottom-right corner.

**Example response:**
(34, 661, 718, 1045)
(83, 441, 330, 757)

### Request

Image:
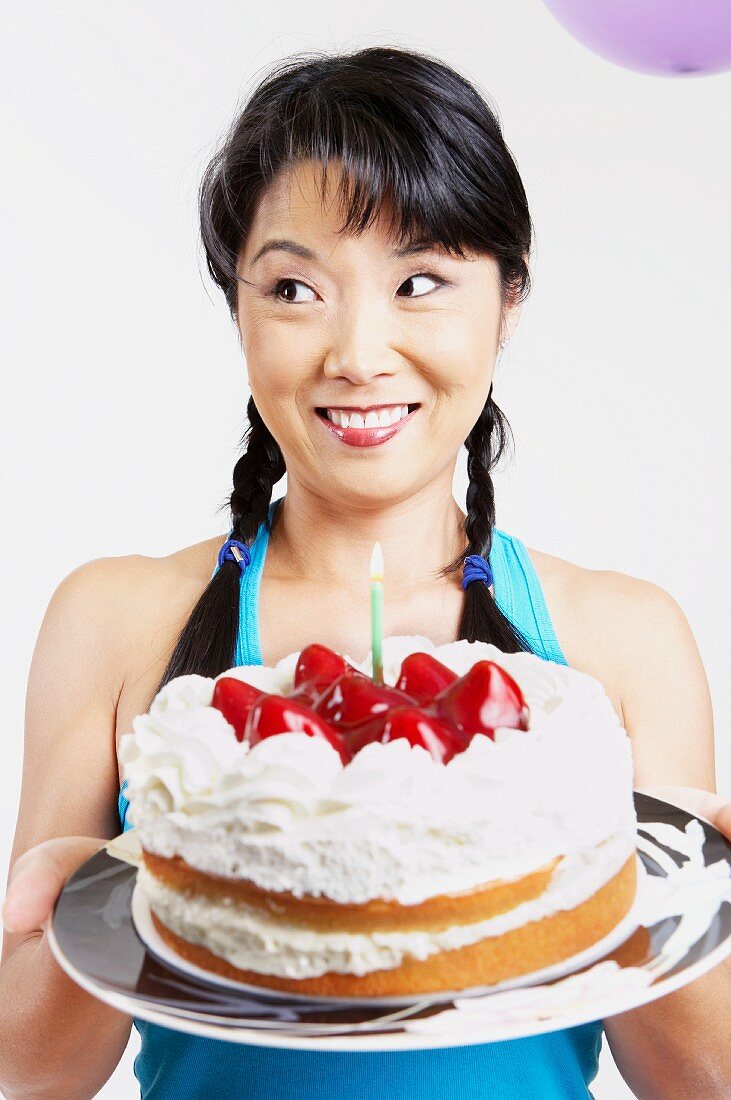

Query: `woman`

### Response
(1, 45, 729, 1100)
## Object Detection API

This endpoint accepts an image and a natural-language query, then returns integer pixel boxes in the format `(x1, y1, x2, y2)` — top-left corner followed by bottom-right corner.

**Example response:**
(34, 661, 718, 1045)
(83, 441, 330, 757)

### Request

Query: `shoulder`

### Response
(52, 534, 226, 655)
(527, 543, 679, 613)
(62, 532, 224, 597)
(57, 535, 231, 757)
(527, 544, 692, 653)
(524, 546, 714, 787)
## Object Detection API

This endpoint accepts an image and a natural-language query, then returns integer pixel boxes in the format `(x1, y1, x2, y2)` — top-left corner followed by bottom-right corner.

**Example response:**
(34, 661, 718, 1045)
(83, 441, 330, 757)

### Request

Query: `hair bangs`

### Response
(279, 95, 470, 261)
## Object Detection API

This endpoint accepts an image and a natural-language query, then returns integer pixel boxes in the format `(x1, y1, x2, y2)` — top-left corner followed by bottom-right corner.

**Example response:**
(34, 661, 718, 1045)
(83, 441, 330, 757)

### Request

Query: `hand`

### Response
(2, 836, 108, 936)
(636, 785, 731, 842)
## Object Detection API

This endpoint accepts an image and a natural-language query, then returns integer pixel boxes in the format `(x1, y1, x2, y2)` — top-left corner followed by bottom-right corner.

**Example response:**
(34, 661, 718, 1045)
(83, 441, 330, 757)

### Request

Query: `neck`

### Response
(267, 477, 468, 596)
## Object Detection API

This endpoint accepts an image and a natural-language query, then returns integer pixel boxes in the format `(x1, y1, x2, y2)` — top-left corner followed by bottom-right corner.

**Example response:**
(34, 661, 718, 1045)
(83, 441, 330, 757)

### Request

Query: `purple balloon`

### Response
(542, 0, 731, 76)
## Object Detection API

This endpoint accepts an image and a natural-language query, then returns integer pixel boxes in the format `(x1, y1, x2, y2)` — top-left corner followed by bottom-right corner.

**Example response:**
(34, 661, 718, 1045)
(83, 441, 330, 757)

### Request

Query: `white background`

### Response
(1, 2, 729, 1097)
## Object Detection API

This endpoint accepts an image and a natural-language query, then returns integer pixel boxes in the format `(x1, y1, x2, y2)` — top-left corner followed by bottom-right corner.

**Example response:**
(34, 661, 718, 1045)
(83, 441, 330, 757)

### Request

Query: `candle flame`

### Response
(370, 541, 384, 582)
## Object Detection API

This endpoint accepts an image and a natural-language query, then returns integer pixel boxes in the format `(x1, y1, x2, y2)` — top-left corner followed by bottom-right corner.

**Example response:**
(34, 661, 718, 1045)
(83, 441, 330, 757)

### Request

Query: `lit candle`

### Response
(370, 541, 384, 684)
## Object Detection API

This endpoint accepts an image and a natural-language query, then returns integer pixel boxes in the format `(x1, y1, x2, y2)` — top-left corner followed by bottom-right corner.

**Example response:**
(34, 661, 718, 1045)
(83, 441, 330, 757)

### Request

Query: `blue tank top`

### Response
(118, 498, 603, 1098)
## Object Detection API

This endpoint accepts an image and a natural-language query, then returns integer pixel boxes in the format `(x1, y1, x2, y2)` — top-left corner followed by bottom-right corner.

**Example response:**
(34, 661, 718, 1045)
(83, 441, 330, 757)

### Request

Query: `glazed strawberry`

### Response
(315, 672, 415, 732)
(395, 652, 459, 704)
(211, 677, 267, 742)
(347, 706, 462, 764)
(245, 694, 352, 764)
(432, 660, 529, 746)
(291, 644, 359, 706)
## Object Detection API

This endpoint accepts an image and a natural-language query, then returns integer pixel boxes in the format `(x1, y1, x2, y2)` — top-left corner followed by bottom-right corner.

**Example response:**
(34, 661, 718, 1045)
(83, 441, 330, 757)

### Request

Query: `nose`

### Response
(321, 299, 398, 387)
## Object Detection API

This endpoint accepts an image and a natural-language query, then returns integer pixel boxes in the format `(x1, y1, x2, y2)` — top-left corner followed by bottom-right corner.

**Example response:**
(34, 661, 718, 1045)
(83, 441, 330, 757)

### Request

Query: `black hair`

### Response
(156, 44, 536, 694)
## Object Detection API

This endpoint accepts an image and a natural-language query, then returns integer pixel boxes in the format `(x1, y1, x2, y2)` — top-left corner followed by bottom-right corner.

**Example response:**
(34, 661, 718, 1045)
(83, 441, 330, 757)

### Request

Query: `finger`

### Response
(3, 838, 105, 934)
(637, 785, 731, 832)
(3, 852, 66, 934)
(714, 800, 731, 842)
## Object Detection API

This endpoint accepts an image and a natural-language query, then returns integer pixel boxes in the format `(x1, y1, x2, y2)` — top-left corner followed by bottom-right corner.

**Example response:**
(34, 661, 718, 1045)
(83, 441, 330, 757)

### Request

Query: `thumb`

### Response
(3, 836, 107, 936)
(637, 785, 731, 835)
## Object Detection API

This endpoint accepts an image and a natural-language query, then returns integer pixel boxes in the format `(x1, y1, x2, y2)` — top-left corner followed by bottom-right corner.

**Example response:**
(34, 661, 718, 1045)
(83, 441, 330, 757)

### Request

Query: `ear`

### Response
(500, 296, 523, 347)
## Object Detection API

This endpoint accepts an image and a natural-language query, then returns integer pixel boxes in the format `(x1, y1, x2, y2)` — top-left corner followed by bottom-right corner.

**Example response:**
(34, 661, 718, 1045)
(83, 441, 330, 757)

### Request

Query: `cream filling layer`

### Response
(138, 827, 635, 980)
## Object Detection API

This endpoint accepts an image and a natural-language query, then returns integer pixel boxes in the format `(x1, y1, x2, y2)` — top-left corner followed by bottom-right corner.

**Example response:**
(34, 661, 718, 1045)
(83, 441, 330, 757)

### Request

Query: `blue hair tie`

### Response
(462, 554, 494, 590)
(217, 538, 251, 573)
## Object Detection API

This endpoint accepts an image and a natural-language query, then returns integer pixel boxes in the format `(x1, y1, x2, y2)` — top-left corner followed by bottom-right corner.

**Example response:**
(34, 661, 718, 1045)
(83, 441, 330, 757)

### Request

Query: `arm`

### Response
(0, 558, 138, 1100)
(587, 574, 731, 1100)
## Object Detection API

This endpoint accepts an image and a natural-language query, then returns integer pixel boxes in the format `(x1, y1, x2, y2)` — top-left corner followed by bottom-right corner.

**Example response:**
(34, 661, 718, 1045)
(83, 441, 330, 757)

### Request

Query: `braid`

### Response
(230, 397, 286, 543)
(463, 395, 504, 559)
(441, 386, 533, 652)
(152, 396, 285, 694)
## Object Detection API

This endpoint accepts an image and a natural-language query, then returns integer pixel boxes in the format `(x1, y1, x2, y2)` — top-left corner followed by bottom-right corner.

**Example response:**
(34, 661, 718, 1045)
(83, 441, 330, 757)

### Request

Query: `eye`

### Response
(270, 278, 317, 304)
(397, 272, 445, 298)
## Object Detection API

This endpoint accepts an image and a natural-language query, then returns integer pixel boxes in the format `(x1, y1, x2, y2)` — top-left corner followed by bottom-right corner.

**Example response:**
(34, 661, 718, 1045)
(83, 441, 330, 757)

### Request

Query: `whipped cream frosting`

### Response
(119, 636, 637, 905)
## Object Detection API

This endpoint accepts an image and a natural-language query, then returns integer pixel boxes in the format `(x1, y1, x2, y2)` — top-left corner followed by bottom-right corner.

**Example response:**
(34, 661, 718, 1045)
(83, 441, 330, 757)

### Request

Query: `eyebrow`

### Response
(248, 238, 442, 268)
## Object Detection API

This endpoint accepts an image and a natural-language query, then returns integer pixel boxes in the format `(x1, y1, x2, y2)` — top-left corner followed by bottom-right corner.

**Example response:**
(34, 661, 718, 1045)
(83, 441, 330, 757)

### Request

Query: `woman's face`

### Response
(236, 159, 521, 508)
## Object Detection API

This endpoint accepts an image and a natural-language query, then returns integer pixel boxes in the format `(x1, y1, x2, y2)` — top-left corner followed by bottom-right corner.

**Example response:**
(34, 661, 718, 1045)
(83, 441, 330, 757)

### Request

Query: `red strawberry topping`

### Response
(395, 651, 459, 704)
(314, 672, 415, 732)
(245, 693, 352, 764)
(432, 660, 530, 746)
(213, 644, 529, 766)
(211, 677, 267, 742)
(291, 643, 359, 705)
(347, 706, 462, 764)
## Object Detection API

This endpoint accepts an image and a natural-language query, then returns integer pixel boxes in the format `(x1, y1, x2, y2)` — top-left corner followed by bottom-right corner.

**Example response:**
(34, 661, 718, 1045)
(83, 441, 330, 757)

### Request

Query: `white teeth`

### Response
(325, 405, 411, 429)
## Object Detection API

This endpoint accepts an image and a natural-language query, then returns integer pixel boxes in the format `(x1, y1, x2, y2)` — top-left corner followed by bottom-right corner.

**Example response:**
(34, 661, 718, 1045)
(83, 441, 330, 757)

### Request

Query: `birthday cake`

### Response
(119, 636, 638, 997)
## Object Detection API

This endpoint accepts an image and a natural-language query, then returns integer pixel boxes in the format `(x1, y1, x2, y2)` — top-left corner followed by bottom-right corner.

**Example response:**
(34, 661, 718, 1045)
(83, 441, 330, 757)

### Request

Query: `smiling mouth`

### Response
(312, 404, 415, 429)
(314, 403, 421, 448)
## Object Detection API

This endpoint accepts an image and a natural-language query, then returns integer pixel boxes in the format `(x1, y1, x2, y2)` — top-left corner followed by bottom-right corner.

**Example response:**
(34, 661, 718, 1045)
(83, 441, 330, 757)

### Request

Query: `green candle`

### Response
(370, 541, 384, 684)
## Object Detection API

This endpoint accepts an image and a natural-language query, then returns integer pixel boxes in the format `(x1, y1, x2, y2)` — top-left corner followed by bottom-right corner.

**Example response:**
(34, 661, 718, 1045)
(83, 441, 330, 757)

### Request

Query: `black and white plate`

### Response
(46, 794, 731, 1051)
